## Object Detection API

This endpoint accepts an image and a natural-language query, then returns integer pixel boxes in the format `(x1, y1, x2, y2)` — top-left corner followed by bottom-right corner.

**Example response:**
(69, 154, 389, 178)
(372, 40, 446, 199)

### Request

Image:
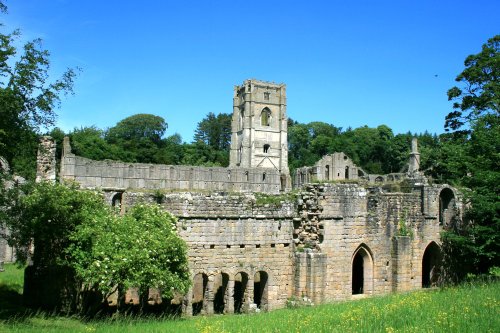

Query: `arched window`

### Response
(263, 144, 270, 153)
(439, 188, 456, 226)
(239, 109, 244, 130)
(238, 145, 242, 165)
(261, 108, 271, 126)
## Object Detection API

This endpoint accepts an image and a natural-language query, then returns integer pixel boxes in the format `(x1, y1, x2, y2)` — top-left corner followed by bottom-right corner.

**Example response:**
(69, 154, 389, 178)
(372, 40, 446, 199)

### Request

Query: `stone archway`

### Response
(422, 242, 442, 288)
(213, 272, 229, 314)
(234, 272, 249, 313)
(253, 271, 268, 309)
(192, 273, 208, 316)
(352, 245, 374, 295)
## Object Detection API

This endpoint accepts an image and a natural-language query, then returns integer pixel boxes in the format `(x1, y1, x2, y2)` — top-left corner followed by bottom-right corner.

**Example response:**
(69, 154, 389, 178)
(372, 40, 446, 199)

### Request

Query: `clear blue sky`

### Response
(3, 0, 499, 142)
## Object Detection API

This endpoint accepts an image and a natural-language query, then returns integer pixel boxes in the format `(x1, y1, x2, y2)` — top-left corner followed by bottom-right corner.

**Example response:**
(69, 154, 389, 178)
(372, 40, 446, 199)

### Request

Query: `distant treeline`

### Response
(42, 112, 449, 181)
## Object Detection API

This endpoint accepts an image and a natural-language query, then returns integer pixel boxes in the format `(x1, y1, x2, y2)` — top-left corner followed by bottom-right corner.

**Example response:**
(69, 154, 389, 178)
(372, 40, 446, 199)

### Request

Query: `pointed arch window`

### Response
(261, 108, 271, 126)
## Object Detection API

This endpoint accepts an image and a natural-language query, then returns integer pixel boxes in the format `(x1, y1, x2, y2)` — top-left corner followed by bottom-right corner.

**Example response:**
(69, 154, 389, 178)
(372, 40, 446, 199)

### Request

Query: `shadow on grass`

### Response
(0, 284, 35, 321)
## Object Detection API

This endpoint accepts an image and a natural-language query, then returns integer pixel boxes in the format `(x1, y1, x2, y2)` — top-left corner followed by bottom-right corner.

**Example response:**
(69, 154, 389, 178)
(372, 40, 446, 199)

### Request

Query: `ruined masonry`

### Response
(36, 79, 462, 315)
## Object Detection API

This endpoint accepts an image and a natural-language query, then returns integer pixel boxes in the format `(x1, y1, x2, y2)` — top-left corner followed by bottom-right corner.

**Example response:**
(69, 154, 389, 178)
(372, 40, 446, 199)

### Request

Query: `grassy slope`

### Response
(0, 264, 499, 332)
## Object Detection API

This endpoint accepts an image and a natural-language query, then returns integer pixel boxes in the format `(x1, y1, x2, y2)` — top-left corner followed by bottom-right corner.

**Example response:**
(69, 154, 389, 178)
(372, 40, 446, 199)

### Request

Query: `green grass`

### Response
(1, 264, 499, 332)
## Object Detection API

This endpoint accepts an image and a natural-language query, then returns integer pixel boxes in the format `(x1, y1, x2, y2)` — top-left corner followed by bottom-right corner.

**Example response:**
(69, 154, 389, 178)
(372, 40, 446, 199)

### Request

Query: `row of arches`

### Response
(351, 242, 442, 295)
(191, 271, 268, 315)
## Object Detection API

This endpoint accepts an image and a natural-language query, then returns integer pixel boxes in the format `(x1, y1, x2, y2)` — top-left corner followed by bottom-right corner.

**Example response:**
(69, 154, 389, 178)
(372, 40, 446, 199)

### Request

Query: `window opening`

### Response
(261, 108, 271, 126)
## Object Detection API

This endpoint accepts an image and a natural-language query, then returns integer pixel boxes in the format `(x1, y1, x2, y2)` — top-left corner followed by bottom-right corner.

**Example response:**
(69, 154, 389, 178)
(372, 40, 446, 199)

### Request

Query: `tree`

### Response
(3, 181, 191, 313)
(193, 112, 232, 151)
(0, 3, 76, 178)
(440, 35, 500, 281)
(106, 114, 167, 144)
(69, 126, 129, 161)
(68, 203, 191, 312)
(105, 114, 168, 163)
(190, 112, 231, 166)
(446, 35, 499, 132)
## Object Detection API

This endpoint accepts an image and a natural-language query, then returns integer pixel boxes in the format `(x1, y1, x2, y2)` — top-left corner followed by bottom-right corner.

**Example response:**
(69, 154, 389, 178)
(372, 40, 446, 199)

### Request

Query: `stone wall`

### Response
(123, 191, 296, 313)
(292, 183, 446, 302)
(61, 154, 285, 194)
(29, 136, 460, 314)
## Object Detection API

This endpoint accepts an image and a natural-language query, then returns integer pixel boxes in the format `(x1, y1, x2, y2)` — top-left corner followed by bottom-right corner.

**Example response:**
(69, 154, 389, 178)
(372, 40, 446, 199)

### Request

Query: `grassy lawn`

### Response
(1, 263, 499, 332)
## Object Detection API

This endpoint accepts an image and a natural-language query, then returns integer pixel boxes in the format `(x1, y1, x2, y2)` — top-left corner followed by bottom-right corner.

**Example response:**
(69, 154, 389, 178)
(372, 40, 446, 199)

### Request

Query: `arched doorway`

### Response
(439, 188, 456, 226)
(253, 271, 268, 309)
(422, 242, 442, 288)
(213, 272, 229, 314)
(234, 272, 248, 313)
(192, 273, 208, 315)
(352, 245, 373, 295)
(111, 192, 122, 209)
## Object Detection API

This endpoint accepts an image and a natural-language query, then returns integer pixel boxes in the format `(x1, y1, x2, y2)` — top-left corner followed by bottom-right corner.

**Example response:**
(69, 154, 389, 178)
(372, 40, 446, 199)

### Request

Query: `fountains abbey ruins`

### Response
(23, 79, 462, 315)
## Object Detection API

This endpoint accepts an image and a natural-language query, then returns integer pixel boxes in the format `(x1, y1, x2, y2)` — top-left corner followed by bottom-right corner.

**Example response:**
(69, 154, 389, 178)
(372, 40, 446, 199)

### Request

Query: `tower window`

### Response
(262, 172, 266, 181)
(261, 108, 271, 126)
(263, 144, 270, 153)
(264, 92, 270, 100)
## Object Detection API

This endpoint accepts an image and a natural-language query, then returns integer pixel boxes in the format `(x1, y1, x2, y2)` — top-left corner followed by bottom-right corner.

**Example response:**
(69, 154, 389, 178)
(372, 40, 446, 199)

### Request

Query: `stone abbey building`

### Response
(34, 79, 461, 315)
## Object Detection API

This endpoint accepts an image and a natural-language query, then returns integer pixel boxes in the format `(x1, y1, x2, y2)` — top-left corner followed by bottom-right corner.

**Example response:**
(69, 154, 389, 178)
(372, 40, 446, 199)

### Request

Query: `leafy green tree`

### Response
(446, 35, 499, 132)
(106, 114, 167, 144)
(68, 203, 191, 312)
(0, 4, 76, 178)
(439, 35, 500, 280)
(70, 126, 129, 161)
(193, 112, 231, 151)
(105, 114, 168, 163)
(155, 133, 185, 165)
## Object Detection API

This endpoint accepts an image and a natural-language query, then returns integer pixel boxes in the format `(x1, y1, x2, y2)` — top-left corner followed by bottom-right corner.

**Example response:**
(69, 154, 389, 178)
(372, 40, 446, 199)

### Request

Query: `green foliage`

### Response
(0, 7, 77, 178)
(396, 211, 413, 238)
(439, 35, 500, 279)
(104, 114, 168, 164)
(446, 35, 499, 132)
(254, 191, 296, 206)
(193, 112, 231, 151)
(67, 203, 191, 309)
(4, 182, 108, 267)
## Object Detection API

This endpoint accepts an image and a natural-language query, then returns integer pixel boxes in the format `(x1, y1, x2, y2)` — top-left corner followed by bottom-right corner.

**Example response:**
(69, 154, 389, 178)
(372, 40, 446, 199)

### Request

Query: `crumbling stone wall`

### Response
(123, 191, 295, 313)
(31, 133, 460, 314)
(36, 136, 56, 183)
(292, 183, 447, 302)
(61, 154, 285, 194)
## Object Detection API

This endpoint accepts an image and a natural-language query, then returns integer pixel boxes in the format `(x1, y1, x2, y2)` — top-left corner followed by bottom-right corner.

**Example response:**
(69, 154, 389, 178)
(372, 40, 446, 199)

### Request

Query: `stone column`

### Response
(246, 276, 254, 313)
(226, 279, 235, 314)
(0, 231, 5, 272)
(182, 289, 193, 317)
(392, 236, 412, 292)
(205, 275, 215, 315)
(36, 136, 56, 183)
(408, 138, 420, 175)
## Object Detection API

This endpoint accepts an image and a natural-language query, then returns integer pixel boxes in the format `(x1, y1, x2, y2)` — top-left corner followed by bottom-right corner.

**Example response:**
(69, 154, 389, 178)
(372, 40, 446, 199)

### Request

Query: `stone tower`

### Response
(229, 79, 289, 177)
